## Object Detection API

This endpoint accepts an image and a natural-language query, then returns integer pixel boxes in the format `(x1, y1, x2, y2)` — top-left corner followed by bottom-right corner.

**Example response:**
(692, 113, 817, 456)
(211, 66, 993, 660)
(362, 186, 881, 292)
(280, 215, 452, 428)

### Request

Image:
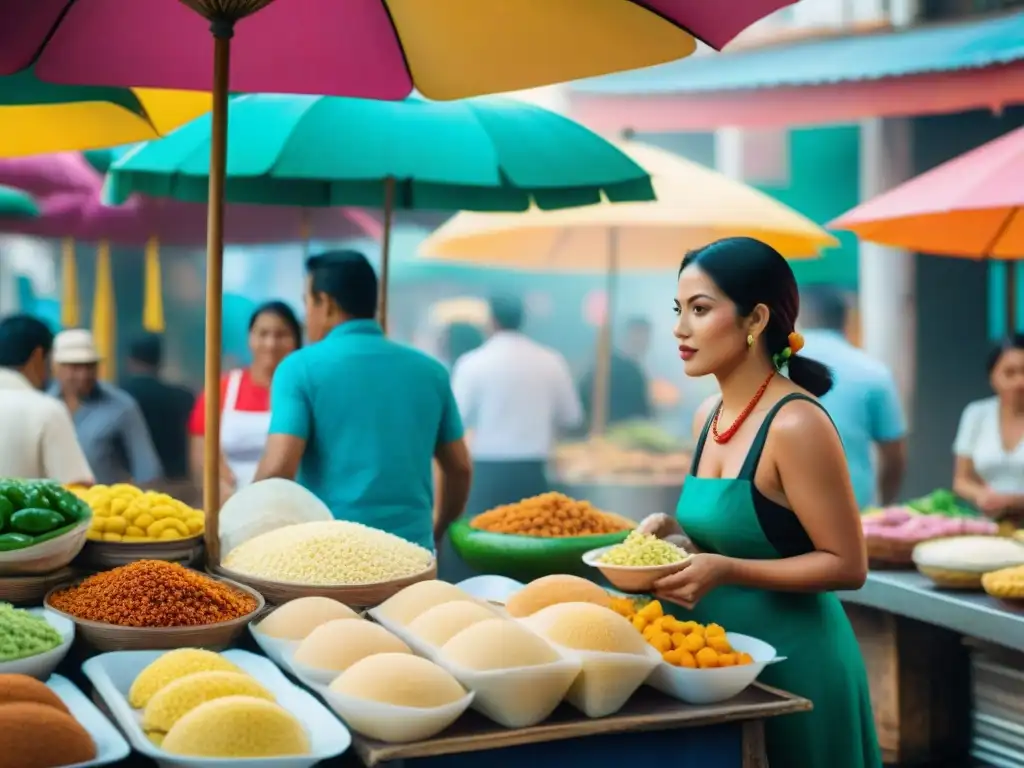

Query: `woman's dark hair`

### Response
(249, 301, 302, 349)
(679, 237, 834, 397)
(986, 334, 1024, 373)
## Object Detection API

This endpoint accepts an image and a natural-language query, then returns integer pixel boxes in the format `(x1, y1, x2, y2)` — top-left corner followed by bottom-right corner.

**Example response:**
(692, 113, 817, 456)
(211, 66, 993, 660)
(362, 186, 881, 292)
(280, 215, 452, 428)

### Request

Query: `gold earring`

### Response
(747, 334, 755, 347)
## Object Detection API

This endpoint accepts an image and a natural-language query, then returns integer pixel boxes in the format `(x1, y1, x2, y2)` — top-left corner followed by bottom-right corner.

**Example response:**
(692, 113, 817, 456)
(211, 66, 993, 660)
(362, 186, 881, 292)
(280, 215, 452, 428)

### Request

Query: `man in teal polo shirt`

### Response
(254, 250, 472, 550)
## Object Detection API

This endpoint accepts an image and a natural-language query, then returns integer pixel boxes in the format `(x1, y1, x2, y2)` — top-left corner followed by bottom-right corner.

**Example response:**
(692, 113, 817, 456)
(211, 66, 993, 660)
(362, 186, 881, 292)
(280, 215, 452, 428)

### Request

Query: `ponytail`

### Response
(786, 354, 833, 397)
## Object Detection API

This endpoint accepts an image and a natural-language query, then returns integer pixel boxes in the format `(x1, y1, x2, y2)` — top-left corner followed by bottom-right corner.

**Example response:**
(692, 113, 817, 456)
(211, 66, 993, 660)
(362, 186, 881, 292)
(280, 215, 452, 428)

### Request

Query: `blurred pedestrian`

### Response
(50, 328, 161, 485)
(121, 334, 195, 482)
(578, 316, 653, 431)
(0, 315, 93, 485)
(799, 286, 907, 508)
(189, 301, 301, 501)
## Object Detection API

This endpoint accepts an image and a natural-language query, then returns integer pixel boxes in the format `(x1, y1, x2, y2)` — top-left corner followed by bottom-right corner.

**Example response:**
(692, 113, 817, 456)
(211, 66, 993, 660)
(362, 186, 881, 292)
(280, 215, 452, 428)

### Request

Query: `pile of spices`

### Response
(0, 603, 63, 662)
(47, 560, 257, 628)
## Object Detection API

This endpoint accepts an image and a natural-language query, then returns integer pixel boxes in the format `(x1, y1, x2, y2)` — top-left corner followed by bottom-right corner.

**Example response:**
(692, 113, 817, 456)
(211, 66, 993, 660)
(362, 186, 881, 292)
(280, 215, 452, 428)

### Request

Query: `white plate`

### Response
(646, 632, 783, 705)
(0, 608, 75, 679)
(82, 649, 351, 768)
(47, 674, 131, 767)
(454, 575, 524, 605)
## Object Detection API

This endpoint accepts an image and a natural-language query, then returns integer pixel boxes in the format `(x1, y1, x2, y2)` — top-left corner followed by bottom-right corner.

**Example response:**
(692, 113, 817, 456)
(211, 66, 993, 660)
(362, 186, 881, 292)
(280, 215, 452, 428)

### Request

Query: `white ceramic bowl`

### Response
(646, 632, 781, 705)
(0, 608, 75, 679)
(0, 521, 90, 576)
(582, 545, 688, 593)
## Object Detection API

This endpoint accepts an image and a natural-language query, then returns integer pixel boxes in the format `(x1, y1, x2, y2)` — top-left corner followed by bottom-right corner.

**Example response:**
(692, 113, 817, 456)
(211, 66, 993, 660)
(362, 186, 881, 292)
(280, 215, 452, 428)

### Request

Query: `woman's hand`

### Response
(652, 553, 733, 608)
(637, 513, 683, 539)
(977, 488, 1014, 518)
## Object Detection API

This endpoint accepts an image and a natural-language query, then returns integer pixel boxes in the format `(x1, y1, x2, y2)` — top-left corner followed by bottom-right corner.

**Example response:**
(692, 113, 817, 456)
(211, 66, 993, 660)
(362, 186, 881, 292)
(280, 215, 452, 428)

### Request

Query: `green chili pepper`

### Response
(0, 532, 33, 551)
(10, 508, 65, 536)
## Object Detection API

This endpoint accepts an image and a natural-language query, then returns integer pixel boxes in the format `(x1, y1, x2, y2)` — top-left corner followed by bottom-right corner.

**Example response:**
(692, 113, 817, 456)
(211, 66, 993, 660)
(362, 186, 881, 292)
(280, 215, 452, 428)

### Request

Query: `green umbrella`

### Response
(107, 93, 654, 330)
(0, 185, 40, 219)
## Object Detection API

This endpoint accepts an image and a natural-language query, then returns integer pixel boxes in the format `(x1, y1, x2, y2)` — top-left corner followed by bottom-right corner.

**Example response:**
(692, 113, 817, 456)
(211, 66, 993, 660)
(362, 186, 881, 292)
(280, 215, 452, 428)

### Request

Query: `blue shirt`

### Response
(269, 320, 464, 549)
(800, 330, 907, 510)
(48, 382, 163, 485)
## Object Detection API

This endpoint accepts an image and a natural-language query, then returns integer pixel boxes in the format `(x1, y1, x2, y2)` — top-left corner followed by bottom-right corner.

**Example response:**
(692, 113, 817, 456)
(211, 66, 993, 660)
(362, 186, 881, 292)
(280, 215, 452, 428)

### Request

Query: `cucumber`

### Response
(10, 508, 65, 536)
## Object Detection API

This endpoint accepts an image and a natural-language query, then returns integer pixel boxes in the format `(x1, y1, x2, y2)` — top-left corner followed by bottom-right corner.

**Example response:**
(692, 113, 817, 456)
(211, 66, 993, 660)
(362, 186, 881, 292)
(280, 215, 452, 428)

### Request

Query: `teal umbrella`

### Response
(107, 93, 654, 330)
(0, 185, 40, 219)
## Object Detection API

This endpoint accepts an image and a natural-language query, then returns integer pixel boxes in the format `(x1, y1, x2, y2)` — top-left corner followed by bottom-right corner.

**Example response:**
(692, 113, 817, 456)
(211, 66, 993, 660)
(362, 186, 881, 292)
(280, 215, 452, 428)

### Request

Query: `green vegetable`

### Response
(0, 602, 62, 662)
(0, 497, 13, 533)
(0, 533, 33, 551)
(10, 508, 65, 536)
(0, 484, 29, 512)
(907, 489, 977, 518)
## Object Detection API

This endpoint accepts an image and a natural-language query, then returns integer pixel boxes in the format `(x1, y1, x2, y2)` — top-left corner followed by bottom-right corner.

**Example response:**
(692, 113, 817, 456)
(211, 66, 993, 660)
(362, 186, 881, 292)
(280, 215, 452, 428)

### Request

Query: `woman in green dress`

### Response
(640, 237, 881, 768)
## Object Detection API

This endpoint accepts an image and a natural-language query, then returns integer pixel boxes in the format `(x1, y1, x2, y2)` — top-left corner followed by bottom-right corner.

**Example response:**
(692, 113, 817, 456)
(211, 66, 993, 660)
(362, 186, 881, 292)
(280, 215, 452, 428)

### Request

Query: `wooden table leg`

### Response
(742, 719, 767, 768)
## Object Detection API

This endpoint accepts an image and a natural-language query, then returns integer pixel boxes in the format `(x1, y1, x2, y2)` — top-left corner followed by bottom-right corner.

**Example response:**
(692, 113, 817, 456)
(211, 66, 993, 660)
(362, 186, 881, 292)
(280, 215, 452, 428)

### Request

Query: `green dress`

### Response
(675, 393, 881, 768)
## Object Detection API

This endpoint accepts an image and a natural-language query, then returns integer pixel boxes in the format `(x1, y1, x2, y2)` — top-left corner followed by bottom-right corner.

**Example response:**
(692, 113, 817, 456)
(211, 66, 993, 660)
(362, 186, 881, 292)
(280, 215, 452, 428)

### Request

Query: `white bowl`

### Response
(582, 545, 688, 594)
(248, 624, 300, 672)
(0, 521, 90, 576)
(320, 687, 473, 743)
(646, 633, 781, 705)
(454, 575, 524, 605)
(0, 608, 75, 679)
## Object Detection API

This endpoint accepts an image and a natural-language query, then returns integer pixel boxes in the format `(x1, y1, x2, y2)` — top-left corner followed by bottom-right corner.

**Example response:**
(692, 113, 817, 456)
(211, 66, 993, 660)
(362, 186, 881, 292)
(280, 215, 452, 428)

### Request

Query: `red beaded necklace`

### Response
(711, 371, 776, 444)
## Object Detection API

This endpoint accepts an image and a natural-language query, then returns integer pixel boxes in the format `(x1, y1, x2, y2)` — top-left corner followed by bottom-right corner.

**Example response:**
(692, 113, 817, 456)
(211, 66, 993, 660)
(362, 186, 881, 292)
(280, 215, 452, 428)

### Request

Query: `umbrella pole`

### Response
(202, 28, 232, 567)
(1008, 264, 1018, 335)
(590, 227, 620, 437)
(378, 177, 395, 334)
(299, 208, 311, 259)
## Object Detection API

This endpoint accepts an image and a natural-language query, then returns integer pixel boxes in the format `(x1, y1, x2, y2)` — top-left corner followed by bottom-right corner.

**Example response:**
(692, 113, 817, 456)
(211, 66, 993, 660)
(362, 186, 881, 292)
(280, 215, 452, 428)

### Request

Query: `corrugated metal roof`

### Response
(571, 11, 1024, 95)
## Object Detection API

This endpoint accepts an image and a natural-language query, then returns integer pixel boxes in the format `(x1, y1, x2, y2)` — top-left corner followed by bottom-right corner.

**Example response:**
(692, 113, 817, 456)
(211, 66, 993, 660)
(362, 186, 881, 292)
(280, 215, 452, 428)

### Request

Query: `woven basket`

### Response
(917, 566, 985, 590)
(210, 559, 437, 608)
(76, 536, 204, 571)
(0, 568, 77, 606)
(43, 574, 264, 652)
(865, 536, 918, 567)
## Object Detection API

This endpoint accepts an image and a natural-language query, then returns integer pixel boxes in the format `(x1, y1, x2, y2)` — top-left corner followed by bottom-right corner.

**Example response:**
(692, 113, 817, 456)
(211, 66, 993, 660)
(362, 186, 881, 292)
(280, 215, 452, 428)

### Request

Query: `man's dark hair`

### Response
(128, 333, 163, 369)
(0, 314, 54, 368)
(489, 294, 524, 331)
(799, 286, 848, 333)
(306, 249, 378, 320)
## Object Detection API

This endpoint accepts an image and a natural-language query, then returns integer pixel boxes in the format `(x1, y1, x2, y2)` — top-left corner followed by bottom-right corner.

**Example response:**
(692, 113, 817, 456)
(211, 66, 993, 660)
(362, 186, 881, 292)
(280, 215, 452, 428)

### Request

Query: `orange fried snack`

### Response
(470, 492, 633, 537)
(617, 600, 756, 668)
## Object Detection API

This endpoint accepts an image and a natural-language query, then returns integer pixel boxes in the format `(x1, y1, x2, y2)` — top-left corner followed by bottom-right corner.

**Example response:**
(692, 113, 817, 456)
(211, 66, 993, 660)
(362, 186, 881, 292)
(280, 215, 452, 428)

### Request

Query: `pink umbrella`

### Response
(0, 152, 98, 198)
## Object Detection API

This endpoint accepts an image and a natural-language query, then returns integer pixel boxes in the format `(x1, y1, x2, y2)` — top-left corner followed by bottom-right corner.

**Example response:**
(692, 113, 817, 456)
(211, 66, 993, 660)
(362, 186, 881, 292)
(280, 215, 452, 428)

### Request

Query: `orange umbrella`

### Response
(831, 125, 1024, 331)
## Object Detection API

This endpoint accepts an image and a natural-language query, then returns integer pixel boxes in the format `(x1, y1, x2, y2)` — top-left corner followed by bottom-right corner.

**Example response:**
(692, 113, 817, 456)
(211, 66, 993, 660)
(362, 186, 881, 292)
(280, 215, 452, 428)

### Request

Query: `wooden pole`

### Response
(203, 29, 232, 567)
(378, 177, 395, 334)
(589, 227, 619, 437)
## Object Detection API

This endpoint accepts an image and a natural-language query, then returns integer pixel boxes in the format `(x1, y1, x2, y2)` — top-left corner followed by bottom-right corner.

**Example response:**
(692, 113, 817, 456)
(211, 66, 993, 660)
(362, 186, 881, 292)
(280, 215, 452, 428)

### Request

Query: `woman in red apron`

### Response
(188, 302, 302, 502)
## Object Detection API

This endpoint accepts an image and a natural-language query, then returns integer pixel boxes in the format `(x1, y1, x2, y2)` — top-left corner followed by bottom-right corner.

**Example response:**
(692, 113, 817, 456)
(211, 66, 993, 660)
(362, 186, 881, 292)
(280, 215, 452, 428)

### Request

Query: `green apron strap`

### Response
(688, 399, 721, 476)
(738, 393, 824, 481)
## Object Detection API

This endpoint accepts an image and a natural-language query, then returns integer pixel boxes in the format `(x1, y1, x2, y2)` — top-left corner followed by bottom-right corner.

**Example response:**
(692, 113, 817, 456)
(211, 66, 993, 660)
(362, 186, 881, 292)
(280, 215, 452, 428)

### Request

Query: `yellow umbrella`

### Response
(420, 140, 837, 432)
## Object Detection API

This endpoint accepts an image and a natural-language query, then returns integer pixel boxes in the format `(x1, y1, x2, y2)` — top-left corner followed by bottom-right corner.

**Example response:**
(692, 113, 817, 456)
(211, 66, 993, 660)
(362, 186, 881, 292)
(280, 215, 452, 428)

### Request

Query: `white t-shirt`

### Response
(0, 368, 94, 484)
(953, 397, 1024, 493)
(451, 331, 582, 461)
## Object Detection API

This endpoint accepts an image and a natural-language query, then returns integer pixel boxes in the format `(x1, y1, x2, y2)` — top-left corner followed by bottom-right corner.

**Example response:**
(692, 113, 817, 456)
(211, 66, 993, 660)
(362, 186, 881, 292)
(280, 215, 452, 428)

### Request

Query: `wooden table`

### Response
(350, 684, 810, 768)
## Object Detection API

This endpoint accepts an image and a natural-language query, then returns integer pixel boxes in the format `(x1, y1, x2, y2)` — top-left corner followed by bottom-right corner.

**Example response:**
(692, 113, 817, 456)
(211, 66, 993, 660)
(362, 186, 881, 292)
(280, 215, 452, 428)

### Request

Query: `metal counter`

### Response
(839, 571, 1024, 653)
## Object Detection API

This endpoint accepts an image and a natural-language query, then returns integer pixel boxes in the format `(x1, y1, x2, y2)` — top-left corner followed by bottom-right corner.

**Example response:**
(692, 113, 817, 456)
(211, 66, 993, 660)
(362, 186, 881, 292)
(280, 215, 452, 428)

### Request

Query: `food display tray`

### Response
(47, 673, 131, 767)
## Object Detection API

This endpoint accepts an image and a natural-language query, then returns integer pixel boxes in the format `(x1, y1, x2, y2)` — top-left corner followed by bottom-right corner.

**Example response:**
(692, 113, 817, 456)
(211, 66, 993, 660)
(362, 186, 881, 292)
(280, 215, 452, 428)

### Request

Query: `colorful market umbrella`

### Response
(0, 69, 210, 156)
(0, 185, 40, 218)
(106, 93, 655, 331)
(4, 0, 793, 565)
(420, 140, 836, 433)
(830, 125, 1024, 332)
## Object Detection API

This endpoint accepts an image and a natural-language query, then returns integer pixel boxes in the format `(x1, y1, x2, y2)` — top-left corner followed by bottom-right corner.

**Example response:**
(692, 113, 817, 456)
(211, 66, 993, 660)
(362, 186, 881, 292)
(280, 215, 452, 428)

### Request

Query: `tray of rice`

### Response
(449, 493, 634, 581)
(0, 605, 74, 680)
(0, 672, 131, 767)
(912, 535, 1024, 589)
(317, 653, 473, 743)
(217, 479, 334, 558)
(215, 520, 436, 607)
(82, 648, 351, 766)
(288, 620, 412, 686)
(249, 597, 361, 669)
(435, 618, 581, 728)
(45, 560, 264, 651)
(520, 602, 660, 718)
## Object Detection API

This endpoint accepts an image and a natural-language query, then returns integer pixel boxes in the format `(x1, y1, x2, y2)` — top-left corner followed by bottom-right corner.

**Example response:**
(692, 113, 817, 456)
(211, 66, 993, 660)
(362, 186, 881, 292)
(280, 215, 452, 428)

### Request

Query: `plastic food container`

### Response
(47, 674, 131, 767)
(646, 633, 782, 705)
(582, 545, 688, 593)
(82, 649, 351, 768)
(319, 685, 473, 743)
(0, 607, 74, 680)
(248, 623, 299, 673)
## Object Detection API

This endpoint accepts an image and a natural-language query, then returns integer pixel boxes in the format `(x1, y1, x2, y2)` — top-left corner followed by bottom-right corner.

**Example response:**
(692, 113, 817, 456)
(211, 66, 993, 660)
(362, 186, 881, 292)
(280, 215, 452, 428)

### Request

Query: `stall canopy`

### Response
(568, 11, 1024, 132)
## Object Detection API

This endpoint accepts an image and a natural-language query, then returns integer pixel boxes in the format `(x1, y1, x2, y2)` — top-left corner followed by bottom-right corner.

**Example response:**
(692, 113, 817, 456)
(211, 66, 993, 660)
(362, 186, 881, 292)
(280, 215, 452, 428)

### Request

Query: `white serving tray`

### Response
(47, 674, 131, 768)
(82, 649, 351, 768)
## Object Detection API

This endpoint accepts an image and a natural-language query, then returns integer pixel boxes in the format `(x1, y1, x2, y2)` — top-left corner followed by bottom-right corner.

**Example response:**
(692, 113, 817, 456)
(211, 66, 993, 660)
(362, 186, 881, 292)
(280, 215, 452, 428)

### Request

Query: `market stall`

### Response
(0, 478, 810, 768)
(839, 493, 1024, 766)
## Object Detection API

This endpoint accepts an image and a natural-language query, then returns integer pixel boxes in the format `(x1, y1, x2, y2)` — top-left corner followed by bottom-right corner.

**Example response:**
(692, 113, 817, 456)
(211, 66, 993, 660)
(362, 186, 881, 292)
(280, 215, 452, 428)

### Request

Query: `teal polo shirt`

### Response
(268, 319, 463, 549)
